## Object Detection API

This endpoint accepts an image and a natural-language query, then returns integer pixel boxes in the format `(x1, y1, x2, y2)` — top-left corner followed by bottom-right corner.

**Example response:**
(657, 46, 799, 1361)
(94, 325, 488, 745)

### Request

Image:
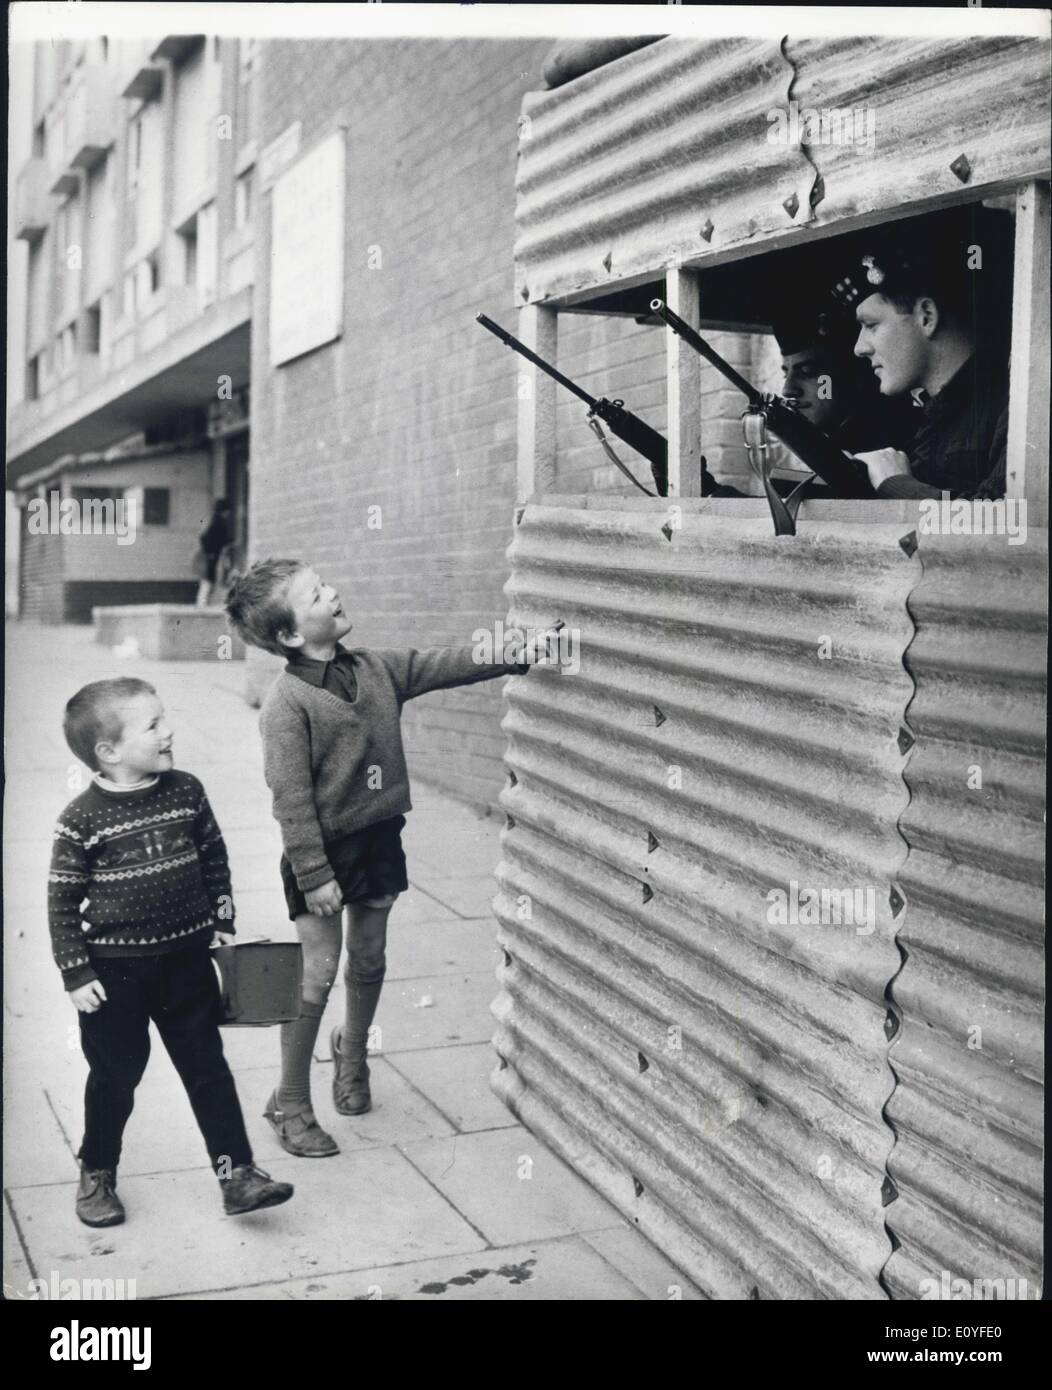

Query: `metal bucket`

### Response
(211, 940, 303, 1026)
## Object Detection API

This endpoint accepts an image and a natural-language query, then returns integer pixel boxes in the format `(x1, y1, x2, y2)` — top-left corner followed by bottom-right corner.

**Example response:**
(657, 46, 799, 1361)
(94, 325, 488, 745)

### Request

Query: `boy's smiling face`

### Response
(98, 693, 174, 783)
(280, 566, 353, 658)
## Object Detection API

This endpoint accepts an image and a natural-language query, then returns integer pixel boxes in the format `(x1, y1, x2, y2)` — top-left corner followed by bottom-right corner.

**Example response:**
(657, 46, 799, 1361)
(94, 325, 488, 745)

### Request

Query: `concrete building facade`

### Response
(7, 34, 256, 613)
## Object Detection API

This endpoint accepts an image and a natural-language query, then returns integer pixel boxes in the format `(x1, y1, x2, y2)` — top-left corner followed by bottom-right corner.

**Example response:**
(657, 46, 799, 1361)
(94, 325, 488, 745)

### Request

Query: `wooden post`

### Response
(516, 301, 557, 502)
(665, 266, 702, 498)
(1007, 181, 1050, 513)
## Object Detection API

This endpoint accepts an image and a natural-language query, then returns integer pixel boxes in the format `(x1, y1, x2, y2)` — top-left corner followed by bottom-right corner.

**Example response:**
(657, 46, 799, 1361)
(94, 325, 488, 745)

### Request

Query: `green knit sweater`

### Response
(259, 645, 525, 891)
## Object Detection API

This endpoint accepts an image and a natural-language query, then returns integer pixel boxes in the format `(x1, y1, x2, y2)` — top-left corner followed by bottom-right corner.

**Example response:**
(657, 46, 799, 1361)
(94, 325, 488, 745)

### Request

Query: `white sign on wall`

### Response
(269, 131, 345, 367)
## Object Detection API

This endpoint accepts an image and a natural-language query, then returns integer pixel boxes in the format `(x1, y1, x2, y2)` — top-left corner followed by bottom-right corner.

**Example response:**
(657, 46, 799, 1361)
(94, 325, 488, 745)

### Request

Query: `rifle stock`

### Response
(477, 313, 668, 496)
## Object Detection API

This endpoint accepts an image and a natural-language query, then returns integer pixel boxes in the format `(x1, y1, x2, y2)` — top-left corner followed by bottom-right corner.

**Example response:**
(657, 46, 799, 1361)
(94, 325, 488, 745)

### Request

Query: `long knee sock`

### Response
(340, 971, 385, 1070)
(277, 995, 326, 1112)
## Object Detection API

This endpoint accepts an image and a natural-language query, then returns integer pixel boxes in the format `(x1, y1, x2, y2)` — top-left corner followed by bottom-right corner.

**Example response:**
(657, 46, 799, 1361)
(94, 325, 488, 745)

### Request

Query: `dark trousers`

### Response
(78, 946, 252, 1173)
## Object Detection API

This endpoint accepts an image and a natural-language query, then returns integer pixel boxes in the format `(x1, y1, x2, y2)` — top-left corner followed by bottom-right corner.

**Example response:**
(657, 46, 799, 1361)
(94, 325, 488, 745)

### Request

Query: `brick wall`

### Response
(249, 38, 555, 811)
(248, 39, 772, 812)
(19, 513, 64, 622)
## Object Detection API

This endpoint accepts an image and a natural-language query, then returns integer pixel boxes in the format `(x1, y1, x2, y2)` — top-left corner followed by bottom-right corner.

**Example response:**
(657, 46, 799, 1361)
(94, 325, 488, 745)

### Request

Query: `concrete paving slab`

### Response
(408, 875, 501, 919)
(385, 919, 500, 981)
(7, 1147, 487, 1301)
(582, 1226, 708, 1301)
(371, 972, 498, 1052)
(3, 1199, 36, 1302)
(400, 1126, 627, 1247)
(387, 1042, 517, 1133)
(170, 1234, 645, 1301)
(42, 1052, 275, 1178)
(239, 1057, 457, 1159)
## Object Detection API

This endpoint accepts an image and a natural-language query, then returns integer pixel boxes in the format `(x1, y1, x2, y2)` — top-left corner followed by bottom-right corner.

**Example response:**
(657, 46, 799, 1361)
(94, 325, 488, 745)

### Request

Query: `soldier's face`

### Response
(781, 348, 841, 430)
(853, 293, 929, 396)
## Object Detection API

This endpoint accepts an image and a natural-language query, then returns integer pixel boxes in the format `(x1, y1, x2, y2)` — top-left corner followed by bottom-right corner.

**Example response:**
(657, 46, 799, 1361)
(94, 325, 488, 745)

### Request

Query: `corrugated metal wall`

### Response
(515, 38, 814, 303)
(884, 531, 1047, 1301)
(493, 503, 1046, 1297)
(514, 35, 1051, 305)
(493, 499, 919, 1298)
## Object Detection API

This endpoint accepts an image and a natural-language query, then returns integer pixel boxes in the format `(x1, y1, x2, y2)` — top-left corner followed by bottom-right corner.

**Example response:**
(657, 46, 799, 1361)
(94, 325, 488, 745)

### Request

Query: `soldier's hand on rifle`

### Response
(854, 447, 912, 491)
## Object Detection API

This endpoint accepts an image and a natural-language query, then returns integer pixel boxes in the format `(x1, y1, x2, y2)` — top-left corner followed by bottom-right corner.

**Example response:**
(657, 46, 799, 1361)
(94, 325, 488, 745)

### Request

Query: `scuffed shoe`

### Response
(331, 1027, 372, 1116)
(263, 1092, 339, 1157)
(76, 1165, 125, 1227)
(220, 1163, 294, 1216)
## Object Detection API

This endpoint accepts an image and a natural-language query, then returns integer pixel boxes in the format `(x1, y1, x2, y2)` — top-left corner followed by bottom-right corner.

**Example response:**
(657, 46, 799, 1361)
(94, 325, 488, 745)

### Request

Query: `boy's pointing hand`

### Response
(70, 980, 107, 1013)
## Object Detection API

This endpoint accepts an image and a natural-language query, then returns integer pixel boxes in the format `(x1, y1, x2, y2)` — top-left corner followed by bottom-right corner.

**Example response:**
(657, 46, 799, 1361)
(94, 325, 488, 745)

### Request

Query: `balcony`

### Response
(151, 35, 205, 64)
(115, 37, 164, 102)
(50, 168, 79, 198)
(15, 158, 51, 242)
(66, 64, 117, 171)
(122, 64, 164, 102)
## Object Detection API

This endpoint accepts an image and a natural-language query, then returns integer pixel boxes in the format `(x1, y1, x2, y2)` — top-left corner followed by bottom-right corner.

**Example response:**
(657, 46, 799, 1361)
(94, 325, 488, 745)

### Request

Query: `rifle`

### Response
(477, 313, 668, 496)
(649, 299, 875, 500)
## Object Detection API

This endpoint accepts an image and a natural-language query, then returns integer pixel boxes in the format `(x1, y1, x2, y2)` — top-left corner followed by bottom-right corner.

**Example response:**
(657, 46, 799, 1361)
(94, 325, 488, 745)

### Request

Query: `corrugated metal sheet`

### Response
(492, 500, 918, 1298)
(514, 35, 1051, 306)
(884, 531, 1047, 1301)
(514, 39, 814, 304)
(790, 36, 1052, 231)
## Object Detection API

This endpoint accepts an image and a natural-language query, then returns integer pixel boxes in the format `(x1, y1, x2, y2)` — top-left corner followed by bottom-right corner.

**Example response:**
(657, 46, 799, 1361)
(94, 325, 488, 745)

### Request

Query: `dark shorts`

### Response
(281, 815, 408, 920)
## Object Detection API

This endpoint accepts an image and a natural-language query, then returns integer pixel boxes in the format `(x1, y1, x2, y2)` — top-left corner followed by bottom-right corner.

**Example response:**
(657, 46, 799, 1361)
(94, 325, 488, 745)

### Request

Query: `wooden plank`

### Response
(1006, 180, 1050, 512)
(516, 302, 557, 501)
(665, 266, 701, 498)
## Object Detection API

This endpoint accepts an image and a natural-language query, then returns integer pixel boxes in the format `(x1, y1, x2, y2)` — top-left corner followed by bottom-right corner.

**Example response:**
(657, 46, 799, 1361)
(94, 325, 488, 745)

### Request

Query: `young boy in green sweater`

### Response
(50, 678, 294, 1223)
(226, 559, 537, 1156)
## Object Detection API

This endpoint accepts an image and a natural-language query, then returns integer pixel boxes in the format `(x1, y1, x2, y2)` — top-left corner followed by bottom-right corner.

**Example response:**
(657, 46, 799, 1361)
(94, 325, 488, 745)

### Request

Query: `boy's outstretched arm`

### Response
(374, 644, 529, 705)
(192, 781, 236, 934)
(48, 812, 98, 992)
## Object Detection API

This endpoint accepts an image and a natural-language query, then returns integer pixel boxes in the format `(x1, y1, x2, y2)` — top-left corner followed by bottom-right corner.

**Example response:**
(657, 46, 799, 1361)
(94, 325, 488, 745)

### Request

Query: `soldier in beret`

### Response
(832, 205, 1013, 499)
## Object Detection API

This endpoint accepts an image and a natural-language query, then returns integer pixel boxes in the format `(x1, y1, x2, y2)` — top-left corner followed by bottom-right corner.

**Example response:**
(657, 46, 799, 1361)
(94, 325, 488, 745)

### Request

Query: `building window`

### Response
(197, 202, 218, 306)
(84, 301, 101, 354)
(32, 120, 45, 157)
(179, 220, 198, 286)
(58, 324, 77, 374)
(235, 168, 254, 229)
(26, 354, 40, 402)
(143, 488, 171, 526)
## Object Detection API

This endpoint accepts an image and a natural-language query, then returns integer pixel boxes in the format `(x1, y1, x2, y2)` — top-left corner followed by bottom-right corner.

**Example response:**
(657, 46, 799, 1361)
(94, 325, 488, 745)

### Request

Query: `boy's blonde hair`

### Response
(224, 558, 304, 655)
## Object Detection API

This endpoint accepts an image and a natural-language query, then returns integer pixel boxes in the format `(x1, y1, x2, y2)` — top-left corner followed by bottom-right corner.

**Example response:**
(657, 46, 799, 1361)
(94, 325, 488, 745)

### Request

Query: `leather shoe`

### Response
(221, 1163, 294, 1215)
(331, 1027, 372, 1115)
(76, 1165, 125, 1227)
(263, 1092, 339, 1157)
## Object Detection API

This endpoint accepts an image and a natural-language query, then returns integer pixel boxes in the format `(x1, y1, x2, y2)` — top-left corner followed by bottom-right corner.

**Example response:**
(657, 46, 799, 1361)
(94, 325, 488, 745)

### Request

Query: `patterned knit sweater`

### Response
(48, 770, 235, 991)
(260, 645, 526, 892)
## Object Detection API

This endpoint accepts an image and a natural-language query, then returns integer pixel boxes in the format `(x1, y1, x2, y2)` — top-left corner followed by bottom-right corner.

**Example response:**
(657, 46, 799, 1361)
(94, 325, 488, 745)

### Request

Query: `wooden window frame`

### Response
(517, 182, 1050, 521)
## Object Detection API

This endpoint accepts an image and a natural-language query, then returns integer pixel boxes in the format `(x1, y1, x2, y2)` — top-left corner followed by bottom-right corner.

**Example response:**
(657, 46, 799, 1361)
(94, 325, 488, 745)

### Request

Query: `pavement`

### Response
(3, 621, 702, 1301)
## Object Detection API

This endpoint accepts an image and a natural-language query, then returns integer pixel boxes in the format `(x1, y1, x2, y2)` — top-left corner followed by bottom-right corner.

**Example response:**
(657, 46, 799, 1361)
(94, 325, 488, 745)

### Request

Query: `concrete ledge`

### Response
(92, 603, 245, 661)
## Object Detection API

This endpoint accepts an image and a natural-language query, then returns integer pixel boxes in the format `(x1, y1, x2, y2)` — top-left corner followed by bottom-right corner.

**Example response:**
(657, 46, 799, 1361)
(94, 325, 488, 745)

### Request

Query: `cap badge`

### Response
(861, 255, 885, 286)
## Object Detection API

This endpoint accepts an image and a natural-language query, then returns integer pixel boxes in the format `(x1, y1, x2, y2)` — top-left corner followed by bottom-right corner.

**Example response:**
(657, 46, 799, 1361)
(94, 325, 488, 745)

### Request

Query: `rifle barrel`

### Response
(476, 313, 597, 410)
(650, 299, 763, 405)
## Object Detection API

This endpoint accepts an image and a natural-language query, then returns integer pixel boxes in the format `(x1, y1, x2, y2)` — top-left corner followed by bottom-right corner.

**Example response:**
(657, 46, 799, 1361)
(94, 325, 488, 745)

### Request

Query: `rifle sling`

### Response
(587, 417, 657, 497)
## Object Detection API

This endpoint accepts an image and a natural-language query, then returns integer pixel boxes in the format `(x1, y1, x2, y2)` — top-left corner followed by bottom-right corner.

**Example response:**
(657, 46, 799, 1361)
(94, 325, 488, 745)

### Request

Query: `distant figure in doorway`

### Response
(195, 500, 233, 607)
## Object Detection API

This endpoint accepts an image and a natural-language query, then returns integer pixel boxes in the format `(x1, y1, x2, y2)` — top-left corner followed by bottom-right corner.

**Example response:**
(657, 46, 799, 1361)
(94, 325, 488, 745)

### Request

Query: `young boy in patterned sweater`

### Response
(225, 559, 537, 1157)
(49, 677, 294, 1225)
